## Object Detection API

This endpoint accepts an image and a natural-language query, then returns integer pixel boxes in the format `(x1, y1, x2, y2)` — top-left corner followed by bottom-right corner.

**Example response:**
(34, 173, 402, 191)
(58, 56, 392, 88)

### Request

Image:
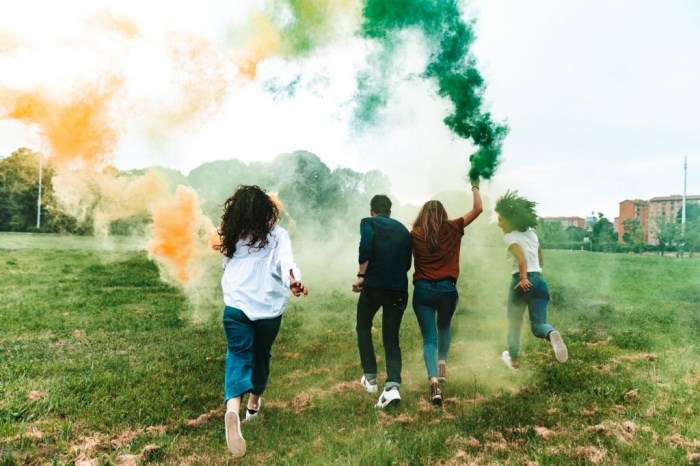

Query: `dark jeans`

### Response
(506, 273, 554, 359)
(412, 279, 459, 379)
(355, 286, 408, 387)
(223, 306, 282, 402)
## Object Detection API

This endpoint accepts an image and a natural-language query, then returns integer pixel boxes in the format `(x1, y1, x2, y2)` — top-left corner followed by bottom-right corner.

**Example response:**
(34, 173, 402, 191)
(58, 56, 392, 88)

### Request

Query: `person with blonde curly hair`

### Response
(214, 185, 308, 458)
(495, 190, 567, 370)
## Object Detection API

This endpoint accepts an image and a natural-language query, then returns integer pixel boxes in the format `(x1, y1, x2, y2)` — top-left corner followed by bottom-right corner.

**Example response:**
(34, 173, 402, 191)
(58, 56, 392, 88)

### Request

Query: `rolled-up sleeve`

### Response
(277, 228, 301, 288)
(358, 218, 374, 264)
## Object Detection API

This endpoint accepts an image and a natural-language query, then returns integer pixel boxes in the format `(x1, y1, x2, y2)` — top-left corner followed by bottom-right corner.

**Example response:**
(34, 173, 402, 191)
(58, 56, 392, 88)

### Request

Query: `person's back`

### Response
(360, 214, 411, 291)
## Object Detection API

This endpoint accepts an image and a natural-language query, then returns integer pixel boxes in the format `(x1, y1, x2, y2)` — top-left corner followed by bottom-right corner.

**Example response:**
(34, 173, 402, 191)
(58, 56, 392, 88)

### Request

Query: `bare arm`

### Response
(461, 185, 483, 227)
(508, 243, 532, 291)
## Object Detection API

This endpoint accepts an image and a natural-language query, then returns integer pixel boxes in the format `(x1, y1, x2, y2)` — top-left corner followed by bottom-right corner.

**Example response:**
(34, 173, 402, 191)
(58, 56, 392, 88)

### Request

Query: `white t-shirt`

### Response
(221, 224, 301, 320)
(503, 228, 542, 275)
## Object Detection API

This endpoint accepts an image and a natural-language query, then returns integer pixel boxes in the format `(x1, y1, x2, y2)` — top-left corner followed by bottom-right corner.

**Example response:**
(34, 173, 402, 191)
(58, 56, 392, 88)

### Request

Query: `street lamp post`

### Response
(36, 153, 42, 229)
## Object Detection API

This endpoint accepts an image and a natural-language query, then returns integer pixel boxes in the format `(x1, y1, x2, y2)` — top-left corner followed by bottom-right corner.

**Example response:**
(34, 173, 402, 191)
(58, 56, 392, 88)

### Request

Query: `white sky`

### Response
(0, 0, 698, 220)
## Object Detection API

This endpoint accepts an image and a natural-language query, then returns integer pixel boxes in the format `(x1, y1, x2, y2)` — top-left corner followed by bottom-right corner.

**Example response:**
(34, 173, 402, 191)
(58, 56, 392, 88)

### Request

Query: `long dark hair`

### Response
(214, 185, 279, 258)
(412, 200, 449, 253)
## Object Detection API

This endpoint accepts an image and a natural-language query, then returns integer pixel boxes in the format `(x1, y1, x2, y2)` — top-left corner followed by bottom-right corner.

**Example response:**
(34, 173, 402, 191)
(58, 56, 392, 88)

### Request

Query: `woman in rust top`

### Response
(410, 181, 482, 406)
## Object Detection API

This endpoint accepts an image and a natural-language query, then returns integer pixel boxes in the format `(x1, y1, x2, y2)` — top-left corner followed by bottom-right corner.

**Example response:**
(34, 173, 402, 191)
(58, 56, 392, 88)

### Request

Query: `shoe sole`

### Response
(225, 410, 246, 458)
(431, 395, 443, 407)
(550, 331, 568, 363)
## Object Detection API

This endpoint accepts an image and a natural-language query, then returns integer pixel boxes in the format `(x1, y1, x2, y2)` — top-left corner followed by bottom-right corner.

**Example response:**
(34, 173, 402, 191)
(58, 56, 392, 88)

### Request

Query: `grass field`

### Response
(1, 232, 700, 465)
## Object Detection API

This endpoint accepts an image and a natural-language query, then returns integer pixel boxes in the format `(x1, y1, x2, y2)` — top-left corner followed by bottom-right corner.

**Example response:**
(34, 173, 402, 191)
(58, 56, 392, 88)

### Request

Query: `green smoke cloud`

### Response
(358, 0, 508, 181)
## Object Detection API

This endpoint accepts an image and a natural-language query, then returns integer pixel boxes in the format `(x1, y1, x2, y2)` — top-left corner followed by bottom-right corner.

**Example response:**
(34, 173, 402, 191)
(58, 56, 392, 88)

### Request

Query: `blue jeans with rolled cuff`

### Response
(223, 306, 282, 402)
(506, 272, 554, 359)
(412, 279, 459, 379)
(356, 286, 408, 389)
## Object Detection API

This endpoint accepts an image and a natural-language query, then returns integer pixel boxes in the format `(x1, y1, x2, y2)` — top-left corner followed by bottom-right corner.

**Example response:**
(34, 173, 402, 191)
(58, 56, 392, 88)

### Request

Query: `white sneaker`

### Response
(375, 387, 401, 408)
(501, 351, 519, 371)
(549, 331, 568, 363)
(224, 410, 246, 458)
(245, 398, 261, 421)
(360, 375, 378, 393)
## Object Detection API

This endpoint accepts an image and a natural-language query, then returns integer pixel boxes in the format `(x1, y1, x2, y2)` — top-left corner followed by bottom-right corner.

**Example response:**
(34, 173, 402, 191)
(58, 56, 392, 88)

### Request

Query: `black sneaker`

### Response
(438, 362, 447, 383)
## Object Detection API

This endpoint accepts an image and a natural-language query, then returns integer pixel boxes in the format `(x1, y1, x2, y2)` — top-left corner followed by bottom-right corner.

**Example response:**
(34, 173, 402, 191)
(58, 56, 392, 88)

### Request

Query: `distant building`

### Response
(617, 195, 700, 244)
(616, 199, 649, 243)
(648, 195, 700, 243)
(542, 216, 585, 229)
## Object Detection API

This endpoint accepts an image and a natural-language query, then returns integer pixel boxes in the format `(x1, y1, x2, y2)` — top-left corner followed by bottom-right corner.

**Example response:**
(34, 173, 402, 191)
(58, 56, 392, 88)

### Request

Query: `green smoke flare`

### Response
(358, 0, 508, 181)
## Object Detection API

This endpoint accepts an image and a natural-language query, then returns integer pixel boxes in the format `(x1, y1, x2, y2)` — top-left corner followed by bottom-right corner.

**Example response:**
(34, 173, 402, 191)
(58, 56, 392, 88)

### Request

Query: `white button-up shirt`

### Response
(221, 225, 301, 320)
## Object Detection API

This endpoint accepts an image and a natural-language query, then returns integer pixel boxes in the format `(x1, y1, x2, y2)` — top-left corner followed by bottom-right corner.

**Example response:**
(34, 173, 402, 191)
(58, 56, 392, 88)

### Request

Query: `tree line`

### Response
(3, 146, 698, 255)
(0, 148, 393, 240)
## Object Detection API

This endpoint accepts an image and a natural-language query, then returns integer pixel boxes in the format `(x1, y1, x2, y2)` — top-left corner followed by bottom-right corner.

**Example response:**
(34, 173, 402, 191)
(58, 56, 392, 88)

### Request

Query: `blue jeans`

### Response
(223, 306, 282, 402)
(412, 279, 459, 379)
(506, 273, 554, 359)
(356, 286, 408, 387)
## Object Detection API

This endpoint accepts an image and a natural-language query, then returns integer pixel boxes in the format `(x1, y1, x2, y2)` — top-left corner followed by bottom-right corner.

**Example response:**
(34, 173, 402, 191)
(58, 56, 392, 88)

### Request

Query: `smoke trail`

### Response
(358, 0, 507, 181)
(232, 0, 360, 79)
(148, 185, 218, 286)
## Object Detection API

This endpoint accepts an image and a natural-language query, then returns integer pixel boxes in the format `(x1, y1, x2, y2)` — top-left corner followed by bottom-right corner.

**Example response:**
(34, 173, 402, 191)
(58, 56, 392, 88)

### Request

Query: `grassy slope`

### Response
(1, 233, 699, 465)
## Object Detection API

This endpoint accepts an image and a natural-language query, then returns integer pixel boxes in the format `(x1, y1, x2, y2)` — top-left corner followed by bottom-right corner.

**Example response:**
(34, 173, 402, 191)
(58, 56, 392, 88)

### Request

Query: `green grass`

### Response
(1, 233, 700, 465)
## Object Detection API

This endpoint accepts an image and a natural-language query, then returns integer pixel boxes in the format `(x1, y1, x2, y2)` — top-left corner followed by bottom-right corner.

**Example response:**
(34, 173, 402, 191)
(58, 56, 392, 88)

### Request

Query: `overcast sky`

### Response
(0, 0, 698, 220)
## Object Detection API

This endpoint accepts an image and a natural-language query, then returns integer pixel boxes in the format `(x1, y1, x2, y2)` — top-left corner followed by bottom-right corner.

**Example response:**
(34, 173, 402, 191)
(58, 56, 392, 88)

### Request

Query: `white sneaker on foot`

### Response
(375, 387, 401, 408)
(225, 410, 246, 458)
(360, 375, 378, 393)
(245, 398, 261, 421)
(549, 330, 568, 363)
(501, 351, 519, 371)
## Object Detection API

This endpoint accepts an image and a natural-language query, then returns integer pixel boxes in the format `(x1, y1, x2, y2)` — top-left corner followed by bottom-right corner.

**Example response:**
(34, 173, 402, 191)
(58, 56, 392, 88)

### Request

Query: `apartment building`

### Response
(617, 195, 700, 244)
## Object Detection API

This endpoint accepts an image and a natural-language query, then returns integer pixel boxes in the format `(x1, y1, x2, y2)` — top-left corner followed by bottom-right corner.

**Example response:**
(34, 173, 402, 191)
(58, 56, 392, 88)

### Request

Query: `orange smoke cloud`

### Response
(235, 11, 282, 80)
(90, 11, 140, 38)
(1, 78, 122, 170)
(148, 185, 217, 286)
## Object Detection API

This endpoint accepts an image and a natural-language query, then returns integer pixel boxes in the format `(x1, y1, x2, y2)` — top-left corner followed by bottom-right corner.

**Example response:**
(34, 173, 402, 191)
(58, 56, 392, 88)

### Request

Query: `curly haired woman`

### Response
(214, 185, 308, 458)
(495, 191, 567, 370)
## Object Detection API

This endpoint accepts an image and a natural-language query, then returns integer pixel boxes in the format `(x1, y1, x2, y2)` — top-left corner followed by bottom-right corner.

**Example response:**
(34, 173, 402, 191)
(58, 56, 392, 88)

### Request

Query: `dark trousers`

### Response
(355, 286, 408, 386)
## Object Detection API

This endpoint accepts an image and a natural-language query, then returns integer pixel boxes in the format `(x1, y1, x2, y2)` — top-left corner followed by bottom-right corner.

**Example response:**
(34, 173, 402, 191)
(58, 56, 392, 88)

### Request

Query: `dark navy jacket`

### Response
(358, 214, 412, 292)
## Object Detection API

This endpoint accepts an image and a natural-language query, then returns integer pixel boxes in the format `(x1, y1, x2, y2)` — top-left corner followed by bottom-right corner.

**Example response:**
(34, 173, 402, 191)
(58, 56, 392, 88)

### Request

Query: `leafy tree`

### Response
(622, 218, 645, 253)
(566, 226, 585, 242)
(0, 148, 42, 231)
(537, 219, 568, 246)
(653, 215, 678, 256)
(590, 213, 617, 252)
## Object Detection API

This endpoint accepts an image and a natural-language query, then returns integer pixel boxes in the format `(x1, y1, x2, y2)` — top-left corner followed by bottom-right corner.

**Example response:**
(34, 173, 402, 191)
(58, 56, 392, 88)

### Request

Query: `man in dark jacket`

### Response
(352, 194, 412, 408)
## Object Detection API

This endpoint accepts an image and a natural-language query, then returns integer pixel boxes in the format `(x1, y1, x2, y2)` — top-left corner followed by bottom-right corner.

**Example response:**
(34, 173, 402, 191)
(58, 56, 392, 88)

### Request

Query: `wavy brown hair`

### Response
(412, 200, 449, 252)
(214, 185, 279, 258)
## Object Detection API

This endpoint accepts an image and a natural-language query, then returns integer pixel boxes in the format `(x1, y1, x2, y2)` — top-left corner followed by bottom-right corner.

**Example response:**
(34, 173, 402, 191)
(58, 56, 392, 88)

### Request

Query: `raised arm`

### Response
(461, 183, 483, 227)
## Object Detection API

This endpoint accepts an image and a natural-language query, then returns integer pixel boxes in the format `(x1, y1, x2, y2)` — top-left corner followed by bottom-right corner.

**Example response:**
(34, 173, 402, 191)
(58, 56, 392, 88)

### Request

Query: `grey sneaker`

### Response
(549, 331, 568, 363)
(360, 375, 378, 393)
(375, 387, 401, 408)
